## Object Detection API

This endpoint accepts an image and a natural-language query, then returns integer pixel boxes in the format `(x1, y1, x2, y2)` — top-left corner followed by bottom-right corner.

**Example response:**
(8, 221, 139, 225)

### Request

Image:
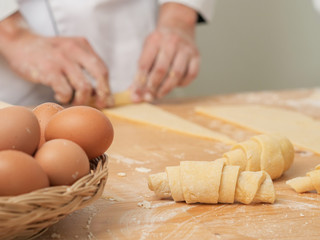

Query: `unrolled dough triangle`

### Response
(104, 103, 235, 144)
(196, 104, 320, 154)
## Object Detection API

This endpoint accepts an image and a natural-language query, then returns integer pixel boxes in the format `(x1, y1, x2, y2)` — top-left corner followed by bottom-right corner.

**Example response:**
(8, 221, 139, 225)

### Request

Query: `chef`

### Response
(0, 0, 214, 108)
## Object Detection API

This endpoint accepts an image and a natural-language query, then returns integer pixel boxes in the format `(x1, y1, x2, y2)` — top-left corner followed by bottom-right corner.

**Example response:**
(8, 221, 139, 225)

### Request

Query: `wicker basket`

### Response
(0, 154, 108, 240)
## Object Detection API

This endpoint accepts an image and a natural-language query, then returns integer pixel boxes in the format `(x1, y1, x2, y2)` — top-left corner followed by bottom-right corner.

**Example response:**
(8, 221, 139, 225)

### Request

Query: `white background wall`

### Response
(170, 0, 320, 98)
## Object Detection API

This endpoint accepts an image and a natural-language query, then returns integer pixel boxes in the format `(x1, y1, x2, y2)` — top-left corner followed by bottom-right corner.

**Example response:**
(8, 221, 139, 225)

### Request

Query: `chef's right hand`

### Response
(0, 12, 113, 108)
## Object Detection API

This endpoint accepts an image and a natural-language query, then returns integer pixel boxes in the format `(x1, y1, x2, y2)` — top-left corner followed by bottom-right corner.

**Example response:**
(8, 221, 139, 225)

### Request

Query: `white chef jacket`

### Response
(0, 0, 214, 106)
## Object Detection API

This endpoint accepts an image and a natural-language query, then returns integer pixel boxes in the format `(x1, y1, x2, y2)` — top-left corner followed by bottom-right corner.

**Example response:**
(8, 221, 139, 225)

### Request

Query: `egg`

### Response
(45, 106, 114, 159)
(33, 102, 64, 148)
(34, 139, 90, 186)
(0, 106, 40, 155)
(0, 150, 49, 196)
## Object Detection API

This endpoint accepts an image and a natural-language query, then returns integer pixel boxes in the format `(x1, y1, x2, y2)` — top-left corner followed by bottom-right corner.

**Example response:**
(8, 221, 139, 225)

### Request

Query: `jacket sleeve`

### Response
(0, 0, 19, 21)
(158, 0, 215, 23)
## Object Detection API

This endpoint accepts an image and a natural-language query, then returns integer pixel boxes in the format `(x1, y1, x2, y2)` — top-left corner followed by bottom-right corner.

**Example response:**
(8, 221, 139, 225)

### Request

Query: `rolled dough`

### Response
(235, 171, 266, 205)
(148, 159, 275, 205)
(224, 134, 294, 179)
(104, 103, 235, 144)
(286, 165, 320, 194)
(251, 135, 284, 179)
(166, 166, 184, 202)
(180, 159, 225, 204)
(253, 173, 275, 203)
(195, 104, 320, 154)
(218, 165, 240, 203)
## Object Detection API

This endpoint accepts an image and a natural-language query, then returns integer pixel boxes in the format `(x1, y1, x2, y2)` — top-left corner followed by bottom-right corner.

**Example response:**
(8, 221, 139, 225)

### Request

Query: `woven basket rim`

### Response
(0, 153, 108, 240)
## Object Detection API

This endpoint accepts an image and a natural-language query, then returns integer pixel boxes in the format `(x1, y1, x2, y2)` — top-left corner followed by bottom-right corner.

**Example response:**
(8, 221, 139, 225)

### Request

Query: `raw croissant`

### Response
(224, 134, 294, 179)
(148, 158, 275, 204)
(286, 164, 320, 193)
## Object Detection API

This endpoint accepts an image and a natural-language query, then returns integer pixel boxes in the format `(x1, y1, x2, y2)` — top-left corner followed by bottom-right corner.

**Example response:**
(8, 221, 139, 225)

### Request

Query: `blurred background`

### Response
(169, 0, 320, 99)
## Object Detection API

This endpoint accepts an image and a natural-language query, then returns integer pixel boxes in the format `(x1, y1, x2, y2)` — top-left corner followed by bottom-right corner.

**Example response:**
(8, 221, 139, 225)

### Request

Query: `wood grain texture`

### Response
(39, 89, 320, 240)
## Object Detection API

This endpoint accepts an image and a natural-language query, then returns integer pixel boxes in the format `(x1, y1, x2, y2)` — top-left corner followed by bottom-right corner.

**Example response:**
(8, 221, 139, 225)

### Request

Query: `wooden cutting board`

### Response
(40, 89, 320, 240)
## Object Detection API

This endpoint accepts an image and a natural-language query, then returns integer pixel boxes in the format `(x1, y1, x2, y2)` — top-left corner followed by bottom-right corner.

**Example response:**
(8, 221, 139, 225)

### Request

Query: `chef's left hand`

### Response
(131, 3, 199, 102)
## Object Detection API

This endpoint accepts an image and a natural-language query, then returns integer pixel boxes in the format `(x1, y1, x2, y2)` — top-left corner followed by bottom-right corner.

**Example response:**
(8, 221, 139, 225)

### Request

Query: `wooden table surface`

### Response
(39, 89, 320, 240)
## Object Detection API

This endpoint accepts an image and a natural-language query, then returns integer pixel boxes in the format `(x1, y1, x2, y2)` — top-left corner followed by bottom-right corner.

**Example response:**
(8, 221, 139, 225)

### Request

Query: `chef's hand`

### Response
(0, 12, 113, 108)
(131, 3, 199, 102)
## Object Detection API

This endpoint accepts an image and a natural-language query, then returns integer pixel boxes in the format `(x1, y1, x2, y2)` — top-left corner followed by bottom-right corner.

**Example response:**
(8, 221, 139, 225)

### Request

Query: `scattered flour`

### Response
(135, 167, 151, 173)
(50, 233, 61, 239)
(83, 206, 97, 240)
(272, 198, 320, 210)
(203, 149, 216, 155)
(150, 201, 176, 209)
(296, 150, 314, 157)
(101, 194, 125, 202)
(117, 172, 127, 177)
(173, 153, 185, 159)
(109, 154, 144, 165)
(137, 200, 152, 209)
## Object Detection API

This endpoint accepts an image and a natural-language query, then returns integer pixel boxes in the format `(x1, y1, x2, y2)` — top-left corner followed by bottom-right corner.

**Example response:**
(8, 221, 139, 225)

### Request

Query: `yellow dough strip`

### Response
(104, 103, 236, 144)
(113, 90, 132, 107)
(286, 177, 314, 193)
(196, 104, 320, 154)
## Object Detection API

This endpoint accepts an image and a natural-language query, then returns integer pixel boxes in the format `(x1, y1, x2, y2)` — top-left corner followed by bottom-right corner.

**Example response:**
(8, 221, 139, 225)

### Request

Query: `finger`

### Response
(66, 39, 113, 108)
(29, 65, 74, 104)
(19, 58, 74, 104)
(94, 75, 114, 109)
(157, 50, 189, 98)
(78, 56, 112, 108)
(63, 63, 93, 105)
(132, 34, 161, 101)
(49, 74, 74, 104)
(155, 71, 180, 99)
(73, 38, 109, 87)
(137, 34, 161, 82)
(179, 56, 200, 87)
(67, 39, 109, 88)
(146, 41, 177, 98)
(131, 71, 148, 103)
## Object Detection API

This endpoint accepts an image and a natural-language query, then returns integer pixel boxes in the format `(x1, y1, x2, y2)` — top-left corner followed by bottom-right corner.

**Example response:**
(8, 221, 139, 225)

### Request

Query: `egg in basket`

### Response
(0, 103, 113, 240)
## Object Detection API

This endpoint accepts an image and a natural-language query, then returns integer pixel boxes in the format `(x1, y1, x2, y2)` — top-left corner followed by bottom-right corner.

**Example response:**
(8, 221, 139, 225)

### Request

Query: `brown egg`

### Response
(0, 150, 49, 196)
(0, 106, 40, 155)
(34, 139, 90, 186)
(45, 106, 114, 159)
(33, 102, 64, 148)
